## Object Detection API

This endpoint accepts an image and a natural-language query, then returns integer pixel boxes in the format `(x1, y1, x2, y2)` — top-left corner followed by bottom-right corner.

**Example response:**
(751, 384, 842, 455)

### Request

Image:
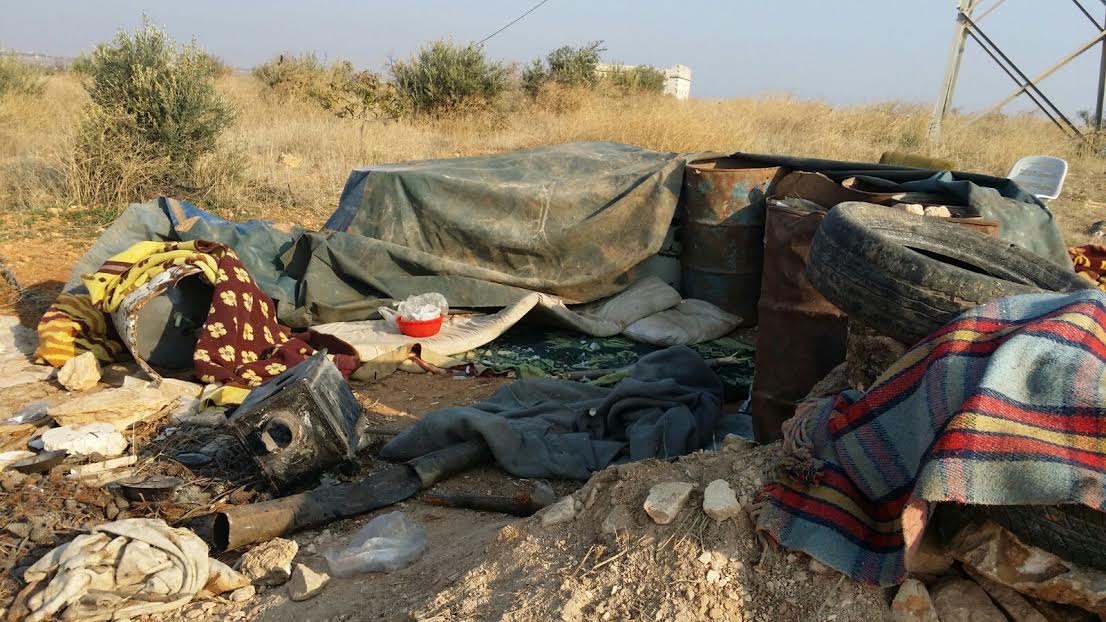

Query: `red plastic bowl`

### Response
(396, 314, 444, 338)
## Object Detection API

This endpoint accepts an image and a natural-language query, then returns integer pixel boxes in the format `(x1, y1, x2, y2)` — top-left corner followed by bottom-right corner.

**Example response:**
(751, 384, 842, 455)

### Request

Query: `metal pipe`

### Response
(929, 0, 979, 140)
(963, 29, 1074, 136)
(961, 13, 1083, 136)
(422, 482, 557, 517)
(976, 27, 1106, 120)
(210, 440, 491, 551)
(1097, 5, 1106, 128)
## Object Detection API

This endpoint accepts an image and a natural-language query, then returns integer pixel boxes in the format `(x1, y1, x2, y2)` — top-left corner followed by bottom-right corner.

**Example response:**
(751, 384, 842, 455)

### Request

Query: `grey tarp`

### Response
(67, 142, 686, 327)
(64, 143, 1069, 328)
(379, 346, 739, 480)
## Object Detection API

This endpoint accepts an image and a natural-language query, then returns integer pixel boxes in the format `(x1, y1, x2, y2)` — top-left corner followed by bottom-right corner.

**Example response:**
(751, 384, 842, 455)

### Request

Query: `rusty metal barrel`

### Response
(681, 161, 779, 327)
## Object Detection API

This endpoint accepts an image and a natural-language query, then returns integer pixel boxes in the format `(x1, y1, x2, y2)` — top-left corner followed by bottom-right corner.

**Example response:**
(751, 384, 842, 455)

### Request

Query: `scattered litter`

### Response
(174, 451, 213, 467)
(68, 454, 138, 477)
(9, 449, 66, 474)
(423, 481, 557, 516)
(41, 423, 127, 458)
(171, 406, 227, 427)
(325, 511, 427, 577)
(0, 450, 35, 470)
(3, 400, 49, 426)
(228, 350, 363, 492)
(115, 474, 185, 502)
(204, 558, 251, 594)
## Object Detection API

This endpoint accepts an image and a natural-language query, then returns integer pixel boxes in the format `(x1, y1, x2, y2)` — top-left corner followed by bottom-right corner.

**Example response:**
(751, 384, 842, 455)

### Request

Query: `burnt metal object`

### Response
(228, 350, 364, 493)
(681, 159, 779, 327)
(211, 439, 490, 551)
(115, 475, 184, 502)
(751, 198, 848, 443)
(111, 267, 212, 380)
(423, 482, 556, 516)
(9, 450, 67, 474)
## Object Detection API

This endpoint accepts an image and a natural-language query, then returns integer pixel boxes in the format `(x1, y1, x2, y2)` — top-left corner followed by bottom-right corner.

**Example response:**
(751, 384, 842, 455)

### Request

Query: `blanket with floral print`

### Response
(37, 240, 358, 403)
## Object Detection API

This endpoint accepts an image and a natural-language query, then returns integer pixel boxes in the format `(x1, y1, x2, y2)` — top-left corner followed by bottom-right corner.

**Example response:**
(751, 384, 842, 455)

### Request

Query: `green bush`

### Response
(546, 42, 603, 89)
(253, 53, 327, 100)
(521, 59, 548, 98)
(390, 40, 508, 115)
(604, 65, 665, 95)
(0, 54, 46, 97)
(75, 21, 236, 208)
(255, 54, 401, 120)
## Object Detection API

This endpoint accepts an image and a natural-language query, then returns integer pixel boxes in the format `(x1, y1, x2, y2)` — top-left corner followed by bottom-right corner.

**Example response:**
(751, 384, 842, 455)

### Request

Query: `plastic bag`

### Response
(324, 511, 427, 576)
(379, 293, 449, 326)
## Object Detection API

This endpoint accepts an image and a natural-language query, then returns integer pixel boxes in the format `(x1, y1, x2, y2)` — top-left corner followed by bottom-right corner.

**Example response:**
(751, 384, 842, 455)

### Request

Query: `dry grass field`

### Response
(2, 73, 1104, 245)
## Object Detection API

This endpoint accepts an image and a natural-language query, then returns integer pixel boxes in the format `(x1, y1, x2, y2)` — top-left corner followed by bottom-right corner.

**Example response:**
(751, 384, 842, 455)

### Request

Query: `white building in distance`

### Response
(596, 63, 692, 100)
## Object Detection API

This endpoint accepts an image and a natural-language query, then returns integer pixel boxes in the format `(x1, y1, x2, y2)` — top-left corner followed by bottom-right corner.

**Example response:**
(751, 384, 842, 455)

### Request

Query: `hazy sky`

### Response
(2, 1, 1103, 116)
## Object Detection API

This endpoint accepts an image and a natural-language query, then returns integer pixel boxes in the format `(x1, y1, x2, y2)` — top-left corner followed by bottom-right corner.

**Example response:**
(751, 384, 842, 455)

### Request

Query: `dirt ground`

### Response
(0, 234, 890, 622)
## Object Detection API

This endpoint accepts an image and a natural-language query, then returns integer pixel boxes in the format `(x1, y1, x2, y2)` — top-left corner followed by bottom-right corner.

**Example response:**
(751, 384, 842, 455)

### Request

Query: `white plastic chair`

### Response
(1007, 155, 1068, 201)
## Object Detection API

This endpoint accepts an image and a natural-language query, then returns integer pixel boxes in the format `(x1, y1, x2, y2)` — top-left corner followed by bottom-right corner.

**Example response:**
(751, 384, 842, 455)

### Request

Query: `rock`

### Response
(702, 480, 741, 522)
(929, 578, 1007, 622)
(706, 569, 721, 583)
(238, 538, 298, 586)
(967, 570, 1047, 622)
(924, 205, 952, 218)
(808, 558, 834, 574)
(104, 503, 119, 520)
(58, 352, 101, 391)
(1, 471, 27, 493)
(50, 386, 172, 430)
(157, 378, 203, 401)
(228, 585, 256, 603)
(28, 525, 54, 545)
(41, 423, 127, 458)
(7, 521, 30, 539)
(949, 520, 1106, 615)
(206, 558, 251, 594)
(1089, 221, 1106, 239)
(288, 564, 330, 601)
(302, 542, 317, 555)
(121, 376, 151, 390)
(167, 397, 202, 423)
(722, 434, 753, 454)
(601, 504, 634, 535)
(904, 203, 926, 215)
(905, 526, 953, 576)
(643, 482, 695, 525)
(540, 496, 577, 527)
(891, 578, 939, 622)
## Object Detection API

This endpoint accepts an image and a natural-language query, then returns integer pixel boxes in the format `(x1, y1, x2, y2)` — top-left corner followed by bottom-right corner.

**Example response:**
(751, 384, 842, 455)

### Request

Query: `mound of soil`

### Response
(417, 443, 891, 622)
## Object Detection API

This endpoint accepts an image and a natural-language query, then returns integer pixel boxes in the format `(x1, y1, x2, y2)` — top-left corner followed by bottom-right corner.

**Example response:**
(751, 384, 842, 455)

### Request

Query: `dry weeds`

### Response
(1, 73, 1103, 244)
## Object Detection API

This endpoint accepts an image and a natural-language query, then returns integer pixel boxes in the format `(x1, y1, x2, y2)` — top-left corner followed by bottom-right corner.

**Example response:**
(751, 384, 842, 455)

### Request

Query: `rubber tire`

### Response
(968, 505, 1106, 572)
(807, 202, 1092, 345)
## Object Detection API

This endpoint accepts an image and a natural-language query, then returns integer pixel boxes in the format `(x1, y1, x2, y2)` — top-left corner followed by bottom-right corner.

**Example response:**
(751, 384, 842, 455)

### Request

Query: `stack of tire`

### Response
(806, 202, 1105, 571)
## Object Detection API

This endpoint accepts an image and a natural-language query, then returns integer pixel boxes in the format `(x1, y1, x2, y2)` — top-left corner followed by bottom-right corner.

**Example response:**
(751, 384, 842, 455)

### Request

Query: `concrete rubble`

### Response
(288, 563, 330, 601)
(238, 538, 299, 586)
(891, 578, 939, 622)
(643, 481, 695, 525)
(929, 577, 1008, 622)
(539, 496, 577, 527)
(57, 351, 101, 391)
(701, 479, 741, 522)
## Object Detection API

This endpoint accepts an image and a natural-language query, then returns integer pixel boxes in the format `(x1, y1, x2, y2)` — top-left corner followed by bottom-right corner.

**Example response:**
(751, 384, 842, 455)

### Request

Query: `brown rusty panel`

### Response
(750, 200, 848, 443)
(683, 162, 780, 224)
(770, 171, 900, 208)
(950, 217, 1000, 237)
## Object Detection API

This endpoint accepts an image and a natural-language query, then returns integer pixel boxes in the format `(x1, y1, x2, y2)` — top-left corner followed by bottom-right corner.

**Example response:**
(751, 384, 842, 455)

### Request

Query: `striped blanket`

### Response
(755, 290, 1106, 586)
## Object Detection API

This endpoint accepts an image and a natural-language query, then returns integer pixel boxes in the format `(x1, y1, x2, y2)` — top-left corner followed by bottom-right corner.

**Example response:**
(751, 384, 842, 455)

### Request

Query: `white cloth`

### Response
(314, 277, 738, 364)
(13, 519, 212, 622)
